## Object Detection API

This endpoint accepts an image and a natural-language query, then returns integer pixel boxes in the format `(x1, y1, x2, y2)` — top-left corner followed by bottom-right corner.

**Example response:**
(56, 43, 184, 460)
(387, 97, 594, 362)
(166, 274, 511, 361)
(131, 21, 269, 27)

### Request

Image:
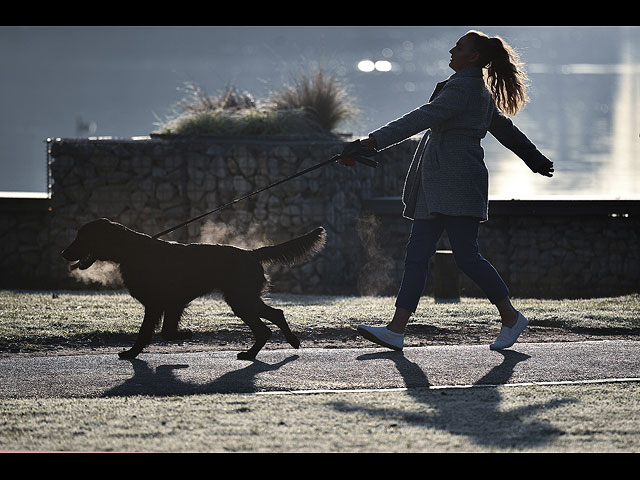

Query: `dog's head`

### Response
(61, 218, 124, 271)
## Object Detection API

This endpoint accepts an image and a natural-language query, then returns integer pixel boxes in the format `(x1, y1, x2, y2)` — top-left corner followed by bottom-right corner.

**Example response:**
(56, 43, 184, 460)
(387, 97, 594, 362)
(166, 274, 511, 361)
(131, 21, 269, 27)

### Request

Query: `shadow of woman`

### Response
(102, 354, 299, 397)
(331, 349, 576, 449)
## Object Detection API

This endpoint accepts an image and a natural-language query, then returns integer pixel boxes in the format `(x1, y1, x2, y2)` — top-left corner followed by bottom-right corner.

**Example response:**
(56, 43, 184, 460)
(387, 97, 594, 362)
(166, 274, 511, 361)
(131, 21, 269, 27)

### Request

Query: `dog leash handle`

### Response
(332, 153, 378, 168)
(352, 155, 378, 168)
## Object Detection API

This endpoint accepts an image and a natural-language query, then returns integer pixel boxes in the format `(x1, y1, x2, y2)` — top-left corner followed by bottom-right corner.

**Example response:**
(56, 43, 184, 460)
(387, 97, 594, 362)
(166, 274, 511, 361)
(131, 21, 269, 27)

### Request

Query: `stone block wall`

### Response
(0, 197, 52, 289)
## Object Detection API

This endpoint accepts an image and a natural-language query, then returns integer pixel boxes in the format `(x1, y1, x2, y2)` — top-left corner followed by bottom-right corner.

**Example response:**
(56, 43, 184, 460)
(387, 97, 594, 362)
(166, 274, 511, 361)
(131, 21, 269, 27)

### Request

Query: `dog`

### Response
(61, 218, 326, 360)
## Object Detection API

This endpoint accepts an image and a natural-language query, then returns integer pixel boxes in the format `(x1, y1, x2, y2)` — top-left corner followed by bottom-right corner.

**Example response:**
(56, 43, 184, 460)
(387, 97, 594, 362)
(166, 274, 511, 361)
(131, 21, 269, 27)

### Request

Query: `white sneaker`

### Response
(490, 311, 529, 350)
(357, 324, 404, 351)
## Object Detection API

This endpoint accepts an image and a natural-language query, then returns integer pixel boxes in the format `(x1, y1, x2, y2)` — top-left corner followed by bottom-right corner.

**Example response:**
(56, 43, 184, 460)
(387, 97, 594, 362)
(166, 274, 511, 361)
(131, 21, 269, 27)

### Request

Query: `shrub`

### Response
(173, 82, 257, 114)
(267, 68, 357, 132)
(154, 69, 356, 137)
(157, 107, 325, 137)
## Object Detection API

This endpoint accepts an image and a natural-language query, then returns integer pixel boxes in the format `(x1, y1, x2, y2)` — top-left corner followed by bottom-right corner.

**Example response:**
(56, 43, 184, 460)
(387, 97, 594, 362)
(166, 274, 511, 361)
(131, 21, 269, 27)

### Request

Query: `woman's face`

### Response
(449, 34, 480, 72)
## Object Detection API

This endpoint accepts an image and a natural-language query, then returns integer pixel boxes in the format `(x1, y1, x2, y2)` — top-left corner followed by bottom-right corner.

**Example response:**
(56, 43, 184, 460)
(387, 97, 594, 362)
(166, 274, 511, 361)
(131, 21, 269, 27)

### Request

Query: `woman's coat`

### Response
(369, 67, 551, 222)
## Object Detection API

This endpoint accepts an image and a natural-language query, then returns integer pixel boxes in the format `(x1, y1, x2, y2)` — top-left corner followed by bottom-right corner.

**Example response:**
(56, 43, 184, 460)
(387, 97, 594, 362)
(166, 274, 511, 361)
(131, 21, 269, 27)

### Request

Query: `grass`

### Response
(2, 380, 638, 452)
(1, 290, 638, 354)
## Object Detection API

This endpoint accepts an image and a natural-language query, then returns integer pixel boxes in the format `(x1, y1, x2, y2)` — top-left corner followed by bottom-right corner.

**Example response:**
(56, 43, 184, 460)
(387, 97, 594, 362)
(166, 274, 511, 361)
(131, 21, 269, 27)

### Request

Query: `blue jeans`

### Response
(395, 216, 509, 313)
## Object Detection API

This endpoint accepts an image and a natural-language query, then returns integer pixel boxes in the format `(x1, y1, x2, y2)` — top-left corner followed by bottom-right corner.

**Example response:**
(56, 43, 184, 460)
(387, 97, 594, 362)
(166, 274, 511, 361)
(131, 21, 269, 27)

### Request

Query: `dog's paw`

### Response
(176, 329, 193, 340)
(118, 349, 140, 359)
(237, 351, 257, 361)
(286, 334, 300, 349)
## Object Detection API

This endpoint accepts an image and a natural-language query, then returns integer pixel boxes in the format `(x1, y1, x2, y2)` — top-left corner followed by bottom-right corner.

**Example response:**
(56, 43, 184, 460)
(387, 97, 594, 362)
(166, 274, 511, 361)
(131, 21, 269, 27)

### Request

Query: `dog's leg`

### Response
(226, 296, 272, 360)
(258, 300, 300, 349)
(237, 315, 272, 360)
(119, 306, 161, 359)
(160, 306, 192, 341)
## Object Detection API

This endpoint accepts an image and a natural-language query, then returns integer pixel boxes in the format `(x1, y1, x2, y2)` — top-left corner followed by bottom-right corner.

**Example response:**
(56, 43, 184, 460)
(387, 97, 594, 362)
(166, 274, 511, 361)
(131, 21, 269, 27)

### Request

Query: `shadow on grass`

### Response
(1, 328, 256, 353)
(331, 350, 577, 450)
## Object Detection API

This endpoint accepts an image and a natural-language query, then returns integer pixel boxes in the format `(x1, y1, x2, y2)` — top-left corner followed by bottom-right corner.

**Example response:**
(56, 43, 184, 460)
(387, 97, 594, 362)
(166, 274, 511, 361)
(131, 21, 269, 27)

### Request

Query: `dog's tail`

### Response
(252, 227, 326, 267)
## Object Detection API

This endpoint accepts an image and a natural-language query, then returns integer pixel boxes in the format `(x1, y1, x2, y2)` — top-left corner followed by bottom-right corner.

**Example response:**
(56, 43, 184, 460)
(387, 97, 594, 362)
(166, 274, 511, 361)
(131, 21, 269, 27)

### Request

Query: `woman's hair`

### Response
(465, 30, 529, 116)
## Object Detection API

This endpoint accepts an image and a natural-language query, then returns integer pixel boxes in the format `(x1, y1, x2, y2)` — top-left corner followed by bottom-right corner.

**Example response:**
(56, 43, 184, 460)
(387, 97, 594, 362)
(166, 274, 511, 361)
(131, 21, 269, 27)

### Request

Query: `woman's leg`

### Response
(443, 216, 516, 325)
(387, 307, 412, 334)
(443, 216, 528, 349)
(390, 218, 444, 333)
(495, 297, 518, 327)
(357, 218, 443, 349)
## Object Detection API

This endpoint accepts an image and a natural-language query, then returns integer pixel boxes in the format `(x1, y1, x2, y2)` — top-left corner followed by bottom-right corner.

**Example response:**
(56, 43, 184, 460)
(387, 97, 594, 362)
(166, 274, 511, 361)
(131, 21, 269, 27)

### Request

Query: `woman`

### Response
(340, 30, 554, 351)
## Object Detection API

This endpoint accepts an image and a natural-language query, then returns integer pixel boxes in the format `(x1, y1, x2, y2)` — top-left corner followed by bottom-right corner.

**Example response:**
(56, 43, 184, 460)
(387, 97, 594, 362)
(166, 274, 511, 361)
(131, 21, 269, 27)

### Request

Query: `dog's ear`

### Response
(98, 218, 129, 231)
(76, 218, 117, 253)
(80, 218, 111, 231)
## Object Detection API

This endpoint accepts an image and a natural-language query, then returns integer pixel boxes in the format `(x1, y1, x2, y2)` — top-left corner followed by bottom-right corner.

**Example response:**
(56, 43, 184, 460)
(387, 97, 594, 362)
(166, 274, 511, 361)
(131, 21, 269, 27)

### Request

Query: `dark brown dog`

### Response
(61, 218, 326, 360)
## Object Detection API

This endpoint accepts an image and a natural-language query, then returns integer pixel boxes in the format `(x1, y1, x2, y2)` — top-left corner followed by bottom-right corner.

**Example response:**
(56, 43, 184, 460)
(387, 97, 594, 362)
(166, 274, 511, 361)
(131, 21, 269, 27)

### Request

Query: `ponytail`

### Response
(466, 30, 529, 116)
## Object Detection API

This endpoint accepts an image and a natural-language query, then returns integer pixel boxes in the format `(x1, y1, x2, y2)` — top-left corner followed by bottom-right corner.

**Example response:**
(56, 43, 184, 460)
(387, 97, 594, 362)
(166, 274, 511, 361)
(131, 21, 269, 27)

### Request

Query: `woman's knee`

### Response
(452, 247, 475, 263)
(452, 251, 484, 273)
(403, 254, 430, 273)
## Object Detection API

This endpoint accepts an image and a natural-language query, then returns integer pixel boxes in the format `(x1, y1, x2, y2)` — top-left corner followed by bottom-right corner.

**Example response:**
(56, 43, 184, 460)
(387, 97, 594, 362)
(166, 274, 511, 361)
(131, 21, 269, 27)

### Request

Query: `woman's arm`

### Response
(489, 111, 554, 177)
(368, 81, 470, 150)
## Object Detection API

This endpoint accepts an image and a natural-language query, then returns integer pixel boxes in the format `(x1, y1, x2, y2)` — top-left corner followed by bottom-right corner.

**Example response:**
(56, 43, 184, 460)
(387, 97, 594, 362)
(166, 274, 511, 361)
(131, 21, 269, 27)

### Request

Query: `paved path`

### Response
(1, 340, 639, 399)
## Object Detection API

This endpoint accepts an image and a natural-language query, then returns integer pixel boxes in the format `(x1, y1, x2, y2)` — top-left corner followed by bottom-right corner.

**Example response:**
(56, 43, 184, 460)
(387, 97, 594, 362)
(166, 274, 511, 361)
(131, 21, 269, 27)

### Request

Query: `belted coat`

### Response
(369, 67, 550, 222)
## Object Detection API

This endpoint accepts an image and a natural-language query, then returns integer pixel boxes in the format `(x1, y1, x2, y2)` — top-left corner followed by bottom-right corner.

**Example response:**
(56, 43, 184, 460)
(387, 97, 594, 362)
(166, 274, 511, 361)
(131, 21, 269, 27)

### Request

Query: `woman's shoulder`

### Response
(441, 75, 488, 106)
(448, 72, 492, 95)
(447, 73, 484, 88)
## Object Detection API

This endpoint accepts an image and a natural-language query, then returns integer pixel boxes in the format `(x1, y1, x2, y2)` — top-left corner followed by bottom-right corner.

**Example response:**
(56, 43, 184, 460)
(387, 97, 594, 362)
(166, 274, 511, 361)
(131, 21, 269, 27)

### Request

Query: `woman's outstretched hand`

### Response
(537, 159, 554, 177)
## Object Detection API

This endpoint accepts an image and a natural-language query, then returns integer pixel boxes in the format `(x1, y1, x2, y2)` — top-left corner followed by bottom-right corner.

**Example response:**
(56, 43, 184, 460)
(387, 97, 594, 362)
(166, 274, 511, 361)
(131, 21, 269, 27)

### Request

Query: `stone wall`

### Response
(0, 135, 638, 299)
(362, 198, 640, 299)
(0, 196, 52, 289)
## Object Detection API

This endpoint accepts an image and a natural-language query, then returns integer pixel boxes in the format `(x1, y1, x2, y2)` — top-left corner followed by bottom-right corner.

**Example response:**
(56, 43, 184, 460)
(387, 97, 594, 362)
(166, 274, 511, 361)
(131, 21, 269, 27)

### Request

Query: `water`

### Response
(483, 28, 640, 199)
(1, 26, 638, 198)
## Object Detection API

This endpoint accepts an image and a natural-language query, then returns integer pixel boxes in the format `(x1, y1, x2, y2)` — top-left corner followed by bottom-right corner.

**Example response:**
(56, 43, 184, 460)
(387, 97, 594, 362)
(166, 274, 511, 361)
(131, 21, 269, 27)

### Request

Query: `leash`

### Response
(152, 152, 377, 239)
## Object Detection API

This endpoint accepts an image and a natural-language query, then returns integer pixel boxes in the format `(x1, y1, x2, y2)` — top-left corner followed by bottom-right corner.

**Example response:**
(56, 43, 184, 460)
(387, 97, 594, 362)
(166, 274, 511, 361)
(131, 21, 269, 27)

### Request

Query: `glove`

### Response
(338, 139, 378, 167)
(341, 139, 377, 158)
